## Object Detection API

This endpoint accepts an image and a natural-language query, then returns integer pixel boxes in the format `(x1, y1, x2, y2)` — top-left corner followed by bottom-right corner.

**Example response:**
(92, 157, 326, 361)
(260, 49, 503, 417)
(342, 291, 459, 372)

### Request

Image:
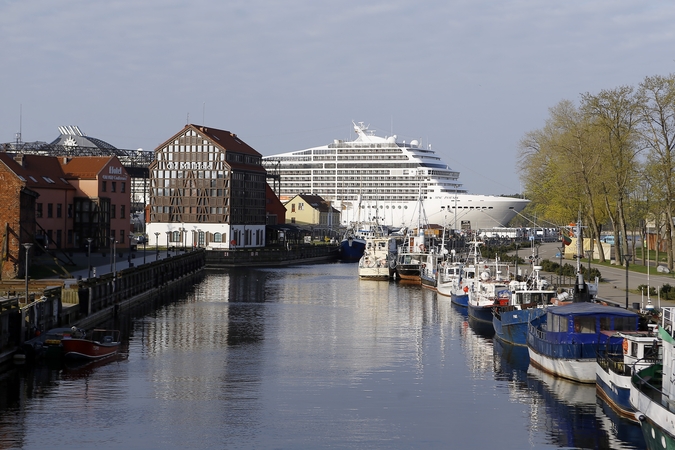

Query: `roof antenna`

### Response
(16, 104, 22, 147)
(202, 102, 205, 126)
(186, 112, 189, 125)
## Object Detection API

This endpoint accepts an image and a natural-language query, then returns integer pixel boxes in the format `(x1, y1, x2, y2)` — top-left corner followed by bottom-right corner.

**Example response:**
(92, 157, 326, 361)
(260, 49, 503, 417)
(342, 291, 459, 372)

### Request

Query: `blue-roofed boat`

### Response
(527, 302, 640, 383)
(631, 307, 675, 447)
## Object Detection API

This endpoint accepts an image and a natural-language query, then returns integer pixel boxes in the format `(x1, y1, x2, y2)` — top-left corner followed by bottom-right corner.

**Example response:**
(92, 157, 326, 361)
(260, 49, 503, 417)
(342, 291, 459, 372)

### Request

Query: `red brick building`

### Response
(0, 154, 131, 279)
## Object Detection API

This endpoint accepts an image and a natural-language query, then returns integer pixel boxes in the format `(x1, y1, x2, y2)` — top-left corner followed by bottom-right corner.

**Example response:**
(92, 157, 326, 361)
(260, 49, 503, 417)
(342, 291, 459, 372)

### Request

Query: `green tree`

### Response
(638, 73, 675, 270)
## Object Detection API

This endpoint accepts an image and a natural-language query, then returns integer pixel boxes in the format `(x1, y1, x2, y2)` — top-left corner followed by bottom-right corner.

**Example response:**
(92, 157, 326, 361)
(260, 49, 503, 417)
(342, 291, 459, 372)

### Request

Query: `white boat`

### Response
(596, 329, 659, 421)
(467, 257, 511, 325)
(631, 307, 675, 447)
(262, 122, 529, 229)
(358, 236, 397, 280)
(436, 256, 462, 298)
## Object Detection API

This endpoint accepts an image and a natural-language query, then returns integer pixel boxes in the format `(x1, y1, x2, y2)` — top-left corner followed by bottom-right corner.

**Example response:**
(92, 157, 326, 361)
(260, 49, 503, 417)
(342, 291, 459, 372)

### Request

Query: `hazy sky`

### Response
(2, 1, 674, 195)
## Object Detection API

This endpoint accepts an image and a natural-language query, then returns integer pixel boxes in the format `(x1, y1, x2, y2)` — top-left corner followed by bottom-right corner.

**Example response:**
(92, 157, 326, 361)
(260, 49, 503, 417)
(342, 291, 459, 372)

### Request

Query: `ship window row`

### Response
(338, 147, 403, 154)
(153, 170, 227, 179)
(327, 143, 399, 149)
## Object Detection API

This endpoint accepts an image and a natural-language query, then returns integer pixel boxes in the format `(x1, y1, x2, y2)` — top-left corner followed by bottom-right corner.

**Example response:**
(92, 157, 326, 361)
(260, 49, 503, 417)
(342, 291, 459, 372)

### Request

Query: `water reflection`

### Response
(0, 264, 650, 449)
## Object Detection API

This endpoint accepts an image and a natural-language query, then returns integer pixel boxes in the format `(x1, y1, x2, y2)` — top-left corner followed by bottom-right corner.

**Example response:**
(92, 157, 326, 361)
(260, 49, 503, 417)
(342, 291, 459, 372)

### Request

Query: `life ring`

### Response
(623, 339, 629, 355)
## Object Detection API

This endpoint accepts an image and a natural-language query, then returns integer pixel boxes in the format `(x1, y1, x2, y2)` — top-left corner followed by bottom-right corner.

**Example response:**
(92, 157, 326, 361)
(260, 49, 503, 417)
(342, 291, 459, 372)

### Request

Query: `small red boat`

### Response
(61, 328, 121, 360)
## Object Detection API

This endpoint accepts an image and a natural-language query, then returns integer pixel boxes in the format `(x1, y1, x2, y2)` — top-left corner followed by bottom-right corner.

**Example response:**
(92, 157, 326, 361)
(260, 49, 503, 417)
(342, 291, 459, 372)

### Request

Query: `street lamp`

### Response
(86, 237, 93, 278)
(23, 243, 32, 303)
(165, 231, 171, 258)
(559, 245, 565, 285)
(128, 233, 134, 267)
(143, 234, 147, 264)
(112, 239, 117, 275)
(154, 232, 160, 259)
(109, 236, 114, 273)
(585, 250, 593, 281)
(624, 254, 632, 309)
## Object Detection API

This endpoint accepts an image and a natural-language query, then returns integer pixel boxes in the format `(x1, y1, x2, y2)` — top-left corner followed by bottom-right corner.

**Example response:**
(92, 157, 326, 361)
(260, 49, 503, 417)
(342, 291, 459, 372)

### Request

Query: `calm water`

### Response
(0, 263, 646, 449)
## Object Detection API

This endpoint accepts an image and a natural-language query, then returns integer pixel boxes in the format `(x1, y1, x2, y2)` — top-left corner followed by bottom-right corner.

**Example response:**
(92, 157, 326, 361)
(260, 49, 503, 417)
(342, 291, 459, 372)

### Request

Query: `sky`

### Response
(2, 0, 675, 196)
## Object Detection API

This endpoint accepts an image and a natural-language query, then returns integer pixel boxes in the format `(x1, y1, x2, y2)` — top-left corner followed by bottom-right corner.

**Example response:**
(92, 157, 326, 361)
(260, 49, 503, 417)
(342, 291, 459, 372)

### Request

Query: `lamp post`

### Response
(585, 250, 593, 281)
(109, 236, 114, 273)
(154, 232, 160, 259)
(165, 231, 170, 258)
(559, 245, 565, 285)
(129, 233, 134, 267)
(624, 254, 632, 309)
(86, 237, 93, 278)
(112, 239, 117, 275)
(143, 234, 147, 264)
(23, 243, 32, 303)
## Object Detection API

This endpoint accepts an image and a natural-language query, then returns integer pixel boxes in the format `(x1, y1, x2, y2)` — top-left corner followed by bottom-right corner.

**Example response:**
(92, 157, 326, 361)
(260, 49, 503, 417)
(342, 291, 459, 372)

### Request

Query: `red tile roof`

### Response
(59, 156, 115, 179)
(0, 154, 75, 190)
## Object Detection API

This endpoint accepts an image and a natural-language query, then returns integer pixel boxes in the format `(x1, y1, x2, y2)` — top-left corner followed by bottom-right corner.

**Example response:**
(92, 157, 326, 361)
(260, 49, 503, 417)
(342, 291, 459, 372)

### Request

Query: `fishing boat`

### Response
(339, 228, 367, 261)
(527, 303, 640, 383)
(492, 263, 558, 346)
(420, 247, 445, 290)
(467, 257, 511, 325)
(262, 121, 529, 229)
(436, 258, 461, 298)
(61, 328, 121, 360)
(358, 235, 397, 280)
(595, 329, 659, 421)
(450, 240, 483, 307)
(631, 307, 675, 447)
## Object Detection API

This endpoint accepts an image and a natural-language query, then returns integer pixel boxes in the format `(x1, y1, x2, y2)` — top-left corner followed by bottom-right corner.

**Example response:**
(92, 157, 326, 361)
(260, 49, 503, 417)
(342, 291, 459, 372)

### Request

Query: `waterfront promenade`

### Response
(534, 241, 675, 310)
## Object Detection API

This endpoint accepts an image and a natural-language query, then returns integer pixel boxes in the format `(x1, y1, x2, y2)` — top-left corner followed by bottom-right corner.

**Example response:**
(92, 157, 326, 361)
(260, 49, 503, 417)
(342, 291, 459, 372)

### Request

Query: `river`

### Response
(0, 262, 647, 449)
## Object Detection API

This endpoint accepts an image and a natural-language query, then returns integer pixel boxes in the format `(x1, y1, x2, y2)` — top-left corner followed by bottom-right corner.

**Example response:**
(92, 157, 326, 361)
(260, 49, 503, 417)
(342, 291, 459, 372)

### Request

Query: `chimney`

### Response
(14, 154, 24, 167)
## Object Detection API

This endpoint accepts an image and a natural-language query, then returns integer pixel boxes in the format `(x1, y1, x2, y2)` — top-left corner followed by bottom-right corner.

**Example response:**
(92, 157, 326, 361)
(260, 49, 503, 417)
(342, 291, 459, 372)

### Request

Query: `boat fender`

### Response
(634, 412, 646, 422)
(419, 244, 426, 252)
(623, 339, 629, 354)
(463, 286, 469, 293)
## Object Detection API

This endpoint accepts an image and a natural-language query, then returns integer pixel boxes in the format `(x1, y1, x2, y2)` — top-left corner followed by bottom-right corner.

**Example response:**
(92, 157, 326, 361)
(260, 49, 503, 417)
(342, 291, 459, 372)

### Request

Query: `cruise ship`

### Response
(263, 122, 529, 230)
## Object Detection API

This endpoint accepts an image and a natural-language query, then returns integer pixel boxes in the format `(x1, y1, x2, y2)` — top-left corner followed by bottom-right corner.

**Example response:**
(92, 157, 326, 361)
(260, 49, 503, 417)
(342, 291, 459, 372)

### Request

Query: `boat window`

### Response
(574, 316, 596, 334)
(550, 313, 566, 332)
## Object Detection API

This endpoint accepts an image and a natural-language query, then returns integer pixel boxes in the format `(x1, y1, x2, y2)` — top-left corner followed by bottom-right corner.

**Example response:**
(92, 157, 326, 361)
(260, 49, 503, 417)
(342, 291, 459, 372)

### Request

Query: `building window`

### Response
(121, 182, 126, 193)
(68, 204, 73, 218)
(120, 205, 125, 219)
(36, 203, 43, 218)
(111, 182, 117, 192)
(56, 230, 62, 248)
(67, 230, 73, 244)
(47, 203, 53, 218)
(120, 230, 125, 244)
(214, 232, 222, 243)
(298, 202, 304, 211)
(57, 203, 62, 218)
(291, 204, 296, 213)
(102, 181, 107, 192)
(111, 205, 116, 219)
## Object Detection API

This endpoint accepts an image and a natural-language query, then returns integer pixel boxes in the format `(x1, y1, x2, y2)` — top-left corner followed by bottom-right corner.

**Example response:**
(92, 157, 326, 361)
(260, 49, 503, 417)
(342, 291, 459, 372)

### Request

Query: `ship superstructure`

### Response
(264, 122, 528, 229)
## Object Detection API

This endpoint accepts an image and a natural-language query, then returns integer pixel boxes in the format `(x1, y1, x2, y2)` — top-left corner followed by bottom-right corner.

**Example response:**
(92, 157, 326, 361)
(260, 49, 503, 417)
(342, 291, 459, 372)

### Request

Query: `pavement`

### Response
(533, 242, 675, 310)
(38, 245, 183, 281)
(37, 241, 675, 311)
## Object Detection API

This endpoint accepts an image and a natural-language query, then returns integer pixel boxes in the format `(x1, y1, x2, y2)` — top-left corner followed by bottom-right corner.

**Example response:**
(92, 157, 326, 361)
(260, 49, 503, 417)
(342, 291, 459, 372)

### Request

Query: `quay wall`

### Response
(205, 244, 339, 268)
